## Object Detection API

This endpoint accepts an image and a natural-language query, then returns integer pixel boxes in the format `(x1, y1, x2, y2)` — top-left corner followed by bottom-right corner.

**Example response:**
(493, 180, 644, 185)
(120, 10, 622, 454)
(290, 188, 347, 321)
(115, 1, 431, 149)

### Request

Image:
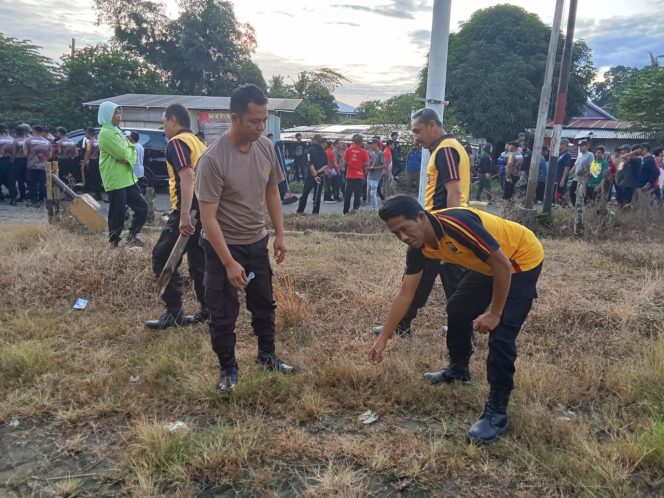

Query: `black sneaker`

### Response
(191, 309, 209, 324)
(145, 310, 193, 330)
(219, 367, 238, 393)
(256, 352, 295, 374)
(423, 365, 471, 384)
(126, 234, 145, 248)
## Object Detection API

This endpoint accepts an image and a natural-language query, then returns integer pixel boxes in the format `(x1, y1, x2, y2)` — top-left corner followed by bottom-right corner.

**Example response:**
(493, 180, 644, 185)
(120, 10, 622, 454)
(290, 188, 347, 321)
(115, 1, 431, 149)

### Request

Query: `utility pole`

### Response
(524, 0, 565, 209)
(70, 38, 76, 58)
(418, 0, 452, 206)
(543, 0, 578, 214)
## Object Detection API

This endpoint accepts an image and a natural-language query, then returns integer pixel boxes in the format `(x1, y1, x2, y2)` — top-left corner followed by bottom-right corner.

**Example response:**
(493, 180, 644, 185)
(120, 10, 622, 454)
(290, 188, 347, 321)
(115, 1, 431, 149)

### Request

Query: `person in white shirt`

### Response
(125, 131, 145, 188)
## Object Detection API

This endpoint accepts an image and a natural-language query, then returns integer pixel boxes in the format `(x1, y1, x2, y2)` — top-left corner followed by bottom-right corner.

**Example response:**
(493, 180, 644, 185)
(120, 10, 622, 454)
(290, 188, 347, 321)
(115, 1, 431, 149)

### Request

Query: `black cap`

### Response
(631, 144, 642, 151)
(578, 140, 588, 146)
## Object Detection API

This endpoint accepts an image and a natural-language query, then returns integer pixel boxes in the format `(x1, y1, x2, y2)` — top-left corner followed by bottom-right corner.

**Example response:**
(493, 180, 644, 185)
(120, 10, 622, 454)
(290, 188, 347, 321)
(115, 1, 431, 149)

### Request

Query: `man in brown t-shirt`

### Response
(196, 84, 294, 393)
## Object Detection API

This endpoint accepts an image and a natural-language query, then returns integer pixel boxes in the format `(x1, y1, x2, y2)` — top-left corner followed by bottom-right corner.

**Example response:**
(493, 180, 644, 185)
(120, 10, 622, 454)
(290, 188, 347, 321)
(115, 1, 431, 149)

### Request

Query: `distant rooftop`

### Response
(545, 99, 653, 140)
(84, 93, 302, 112)
(334, 100, 358, 114)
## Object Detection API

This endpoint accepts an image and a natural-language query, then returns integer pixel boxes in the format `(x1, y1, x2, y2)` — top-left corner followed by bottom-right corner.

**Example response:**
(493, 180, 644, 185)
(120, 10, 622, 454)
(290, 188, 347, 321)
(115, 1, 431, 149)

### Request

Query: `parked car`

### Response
(67, 128, 168, 187)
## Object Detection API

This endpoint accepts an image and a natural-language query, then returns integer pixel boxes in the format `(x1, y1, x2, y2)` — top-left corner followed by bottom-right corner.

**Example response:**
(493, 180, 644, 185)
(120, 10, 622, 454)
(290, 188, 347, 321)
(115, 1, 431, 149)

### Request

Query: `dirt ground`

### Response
(1, 208, 664, 497)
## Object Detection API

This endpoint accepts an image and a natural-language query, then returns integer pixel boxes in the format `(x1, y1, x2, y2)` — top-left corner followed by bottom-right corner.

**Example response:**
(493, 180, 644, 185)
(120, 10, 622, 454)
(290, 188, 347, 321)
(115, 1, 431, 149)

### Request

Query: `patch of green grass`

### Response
(0, 340, 53, 383)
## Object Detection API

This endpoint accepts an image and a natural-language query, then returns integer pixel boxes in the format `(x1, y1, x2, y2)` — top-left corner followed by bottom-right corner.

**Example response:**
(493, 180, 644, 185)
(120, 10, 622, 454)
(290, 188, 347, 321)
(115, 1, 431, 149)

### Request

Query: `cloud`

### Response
(326, 21, 361, 27)
(409, 29, 431, 50)
(332, 0, 431, 20)
(576, 14, 662, 69)
(252, 50, 420, 106)
(0, 0, 109, 62)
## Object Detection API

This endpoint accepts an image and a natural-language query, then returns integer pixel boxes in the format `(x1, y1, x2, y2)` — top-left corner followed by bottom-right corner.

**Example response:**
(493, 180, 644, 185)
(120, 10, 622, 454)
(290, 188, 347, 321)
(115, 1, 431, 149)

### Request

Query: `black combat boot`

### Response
(145, 309, 193, 330)
(191, 308, 209, 324)
(424, 350, 472, 384)
(467, 389, 511, 445)
(423, 363, 471, 384)
(256, 340, 295, 374)
(218, 354, 238, 393)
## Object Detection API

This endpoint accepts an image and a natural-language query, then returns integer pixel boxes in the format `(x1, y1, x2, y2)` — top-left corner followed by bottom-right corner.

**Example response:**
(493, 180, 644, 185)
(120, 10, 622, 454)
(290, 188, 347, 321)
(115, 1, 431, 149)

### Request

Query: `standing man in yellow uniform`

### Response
(369, 195, 544, 445)
(373, 109, 474, 382)
(146, 104, 207, 330)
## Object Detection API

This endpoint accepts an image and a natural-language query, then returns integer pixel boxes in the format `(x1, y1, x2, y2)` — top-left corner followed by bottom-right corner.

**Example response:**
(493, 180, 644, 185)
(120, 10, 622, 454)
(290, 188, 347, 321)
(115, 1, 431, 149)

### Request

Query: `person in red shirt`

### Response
(323, 139, 338, 203)
(343, 134, 370, 214)
(380, 140, 394, 199)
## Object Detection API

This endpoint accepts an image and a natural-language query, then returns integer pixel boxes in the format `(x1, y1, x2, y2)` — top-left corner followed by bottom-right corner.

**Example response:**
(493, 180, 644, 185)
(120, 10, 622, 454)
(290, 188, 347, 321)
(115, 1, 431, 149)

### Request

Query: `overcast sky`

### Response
(2, 0, 662, 106)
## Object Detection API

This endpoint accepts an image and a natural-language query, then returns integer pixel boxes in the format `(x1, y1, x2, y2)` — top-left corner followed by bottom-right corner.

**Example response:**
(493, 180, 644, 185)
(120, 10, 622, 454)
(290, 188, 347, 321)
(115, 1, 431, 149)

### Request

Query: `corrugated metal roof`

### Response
(83, 93, 302, 112)
(573, 130, 652, 140)
(544, 128, 653, 140)
(546, 118, 632, 129)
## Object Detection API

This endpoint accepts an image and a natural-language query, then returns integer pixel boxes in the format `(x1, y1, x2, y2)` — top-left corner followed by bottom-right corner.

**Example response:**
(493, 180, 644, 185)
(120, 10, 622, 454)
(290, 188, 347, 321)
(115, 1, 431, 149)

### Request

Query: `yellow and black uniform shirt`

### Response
(166, 129, 207, 211)
(406, 208, 544, 277)
(424, 134, 471, 211)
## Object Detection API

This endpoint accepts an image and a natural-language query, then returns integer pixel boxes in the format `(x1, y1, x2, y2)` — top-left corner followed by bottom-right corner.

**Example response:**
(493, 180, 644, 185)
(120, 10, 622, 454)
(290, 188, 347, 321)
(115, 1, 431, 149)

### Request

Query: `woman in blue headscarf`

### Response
(97, 102, 148, 247)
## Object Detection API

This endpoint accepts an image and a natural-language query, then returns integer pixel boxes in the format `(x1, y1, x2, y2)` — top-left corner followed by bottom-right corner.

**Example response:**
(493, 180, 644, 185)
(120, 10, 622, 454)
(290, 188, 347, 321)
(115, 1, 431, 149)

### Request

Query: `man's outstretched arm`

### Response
(368, 271, 422, 364)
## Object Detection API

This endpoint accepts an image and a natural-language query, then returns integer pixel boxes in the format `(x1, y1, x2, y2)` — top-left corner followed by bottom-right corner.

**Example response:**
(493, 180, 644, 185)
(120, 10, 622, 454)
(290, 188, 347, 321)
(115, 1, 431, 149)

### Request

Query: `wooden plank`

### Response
(68, 196, 108, 232)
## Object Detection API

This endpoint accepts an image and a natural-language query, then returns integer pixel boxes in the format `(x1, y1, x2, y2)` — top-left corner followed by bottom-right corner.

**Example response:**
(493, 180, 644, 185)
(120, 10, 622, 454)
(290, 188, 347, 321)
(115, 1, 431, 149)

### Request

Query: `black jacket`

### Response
(307, 143, 328, 177)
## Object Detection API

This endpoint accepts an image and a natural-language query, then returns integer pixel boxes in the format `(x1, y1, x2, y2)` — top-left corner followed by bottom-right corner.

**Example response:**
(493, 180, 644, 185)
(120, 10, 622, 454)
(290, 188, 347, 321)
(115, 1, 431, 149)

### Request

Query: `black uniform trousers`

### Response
(0, 157, 17, 200)
(296, 175, 323, 214)
(151, 210, 206, 314)
(343, 178, 363, 214)
(107, 183, 148, 244)
(204, 236, 276, 369)
(400, 259, 467, 330)
(442, 263, 542, 394)
(26, 168, 46, 203)
(14, 157, 27, 199)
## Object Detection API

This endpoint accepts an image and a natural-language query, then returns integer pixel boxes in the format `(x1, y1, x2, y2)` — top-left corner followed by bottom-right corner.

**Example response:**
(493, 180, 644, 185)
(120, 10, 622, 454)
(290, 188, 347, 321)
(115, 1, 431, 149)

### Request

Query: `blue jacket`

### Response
(407, 148, 422, 173)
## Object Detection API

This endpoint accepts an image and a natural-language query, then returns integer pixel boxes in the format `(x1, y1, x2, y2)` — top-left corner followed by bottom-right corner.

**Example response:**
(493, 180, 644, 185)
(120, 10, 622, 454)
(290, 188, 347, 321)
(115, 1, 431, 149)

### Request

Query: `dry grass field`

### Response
(1, 209, 664, 497)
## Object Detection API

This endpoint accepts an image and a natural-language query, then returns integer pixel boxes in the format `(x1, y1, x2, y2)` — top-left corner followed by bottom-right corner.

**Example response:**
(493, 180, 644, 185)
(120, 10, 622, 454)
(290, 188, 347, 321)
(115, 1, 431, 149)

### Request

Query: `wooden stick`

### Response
(52, 161, 61, 221)
(45, 162, 54, 222)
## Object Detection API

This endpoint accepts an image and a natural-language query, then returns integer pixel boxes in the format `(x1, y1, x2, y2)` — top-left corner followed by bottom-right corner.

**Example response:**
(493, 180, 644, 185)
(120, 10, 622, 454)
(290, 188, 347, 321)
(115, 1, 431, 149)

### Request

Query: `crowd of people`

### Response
(0, 122, 148, 210)
(287, 131, 405, 214)
(473, 134, 664, 235)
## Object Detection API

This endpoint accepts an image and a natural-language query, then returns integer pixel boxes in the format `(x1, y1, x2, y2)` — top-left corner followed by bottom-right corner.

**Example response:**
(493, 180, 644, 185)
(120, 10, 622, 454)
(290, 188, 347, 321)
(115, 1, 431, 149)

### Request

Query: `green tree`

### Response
(618, 67, 664, 135)
(356, 100, 382, 121)
(268, 68, 349, 126)
(591, 65, 637, 117)
(267, 75, 295, 98)
(416, 5, 594, 143)
(0, 34, 57, 125)
(95, 0, 262, 95)
(53, 45, 170, 129)
(290, 69, 347, 122)
(292, 101, 326, 126)
(357, 93, 419, 124)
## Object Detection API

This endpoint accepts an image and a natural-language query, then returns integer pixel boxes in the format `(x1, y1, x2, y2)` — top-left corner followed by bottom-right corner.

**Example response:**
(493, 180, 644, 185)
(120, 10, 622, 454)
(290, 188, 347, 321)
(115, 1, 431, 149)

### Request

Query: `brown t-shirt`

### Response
(196, 134, 284, 245)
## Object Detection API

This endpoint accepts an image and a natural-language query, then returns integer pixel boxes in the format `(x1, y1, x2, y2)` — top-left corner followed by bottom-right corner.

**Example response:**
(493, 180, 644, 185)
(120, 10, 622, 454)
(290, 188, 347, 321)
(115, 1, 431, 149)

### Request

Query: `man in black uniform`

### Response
(293, 133, 307, 181)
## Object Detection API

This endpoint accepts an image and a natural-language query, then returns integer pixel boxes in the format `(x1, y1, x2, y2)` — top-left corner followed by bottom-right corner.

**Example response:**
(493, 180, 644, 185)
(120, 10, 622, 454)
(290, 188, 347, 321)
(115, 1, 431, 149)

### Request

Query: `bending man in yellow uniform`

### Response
(369, 195, 544, 445)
